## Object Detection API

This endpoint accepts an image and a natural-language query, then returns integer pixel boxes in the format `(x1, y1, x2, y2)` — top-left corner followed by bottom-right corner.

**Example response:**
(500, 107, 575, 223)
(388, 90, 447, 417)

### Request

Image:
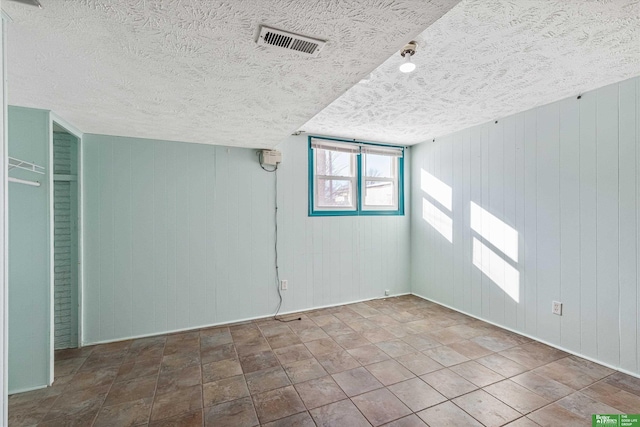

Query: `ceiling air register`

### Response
(257, 25, 326, 57)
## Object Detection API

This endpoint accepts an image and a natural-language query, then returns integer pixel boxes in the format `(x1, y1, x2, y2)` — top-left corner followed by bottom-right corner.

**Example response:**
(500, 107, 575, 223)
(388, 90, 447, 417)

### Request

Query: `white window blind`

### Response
(360, 145, 403, 157)
(310, 138, 360, 154)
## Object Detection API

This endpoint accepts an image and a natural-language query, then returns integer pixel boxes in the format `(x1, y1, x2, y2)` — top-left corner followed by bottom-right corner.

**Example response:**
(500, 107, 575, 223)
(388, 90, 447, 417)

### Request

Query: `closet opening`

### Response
(52, 122, 80, 352)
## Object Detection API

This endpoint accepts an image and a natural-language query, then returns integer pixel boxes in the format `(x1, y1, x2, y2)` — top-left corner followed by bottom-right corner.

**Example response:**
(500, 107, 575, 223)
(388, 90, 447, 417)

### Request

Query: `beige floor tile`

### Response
(204, 396, 258, 427)
(528, 403, 589, 427)
(449, 360, 504, 387)
(245, 366, 291, 394)
(203, 374, 250, 407)
(352, 388, 412, 426)
(476, 353, 528, 378)
(387, 377, 447, 412)
(453, 389, 520, 427)
(365, 359, 415, 386)
(309, 399, 371, 427)
(282, 357, 328, 384)
(423, 346, 469, 367)
(416, 401, 483, 427)
(511, 371, 575, 401)
(395, 352, 444, 376)
(252, 385, 307, 424)
(294, 376, 347, 409)
(332, 366, 384, 397)
(348, 344, 392, 365)
(421, 369, 477, 399)
(484, 379, 550, 414)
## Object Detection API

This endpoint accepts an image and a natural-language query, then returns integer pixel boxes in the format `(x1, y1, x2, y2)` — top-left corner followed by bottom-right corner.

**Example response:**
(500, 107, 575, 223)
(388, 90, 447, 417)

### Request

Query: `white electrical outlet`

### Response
(280, 280, 288, 290)
(384, 290, 390, 296)
(552, 301, 562, 316)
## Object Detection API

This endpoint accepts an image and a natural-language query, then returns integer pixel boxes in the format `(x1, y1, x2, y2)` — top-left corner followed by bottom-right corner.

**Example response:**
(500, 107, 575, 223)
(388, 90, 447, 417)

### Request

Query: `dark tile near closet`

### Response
(54, 357, 86, 377)
(40, 384, 110, 424)
(104, 375, 156, 406)
(116, 356, 161, 383)
(149, 409, 203, 427)
(93, 397, 152, 427)
(66, 365, 120, 392)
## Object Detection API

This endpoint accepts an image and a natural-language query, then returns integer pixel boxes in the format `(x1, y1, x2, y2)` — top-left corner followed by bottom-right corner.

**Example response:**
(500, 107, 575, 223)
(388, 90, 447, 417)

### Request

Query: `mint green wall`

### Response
(410, 76, 640, 375)
(8, 106, 51, 392)
(82, 133, 410, 344)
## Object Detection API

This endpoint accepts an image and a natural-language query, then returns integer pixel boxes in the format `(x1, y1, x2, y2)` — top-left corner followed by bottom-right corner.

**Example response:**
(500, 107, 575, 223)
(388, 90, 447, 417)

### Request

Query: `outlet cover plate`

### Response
(552, 301, 562, 316)
(281, 280, 288, 290)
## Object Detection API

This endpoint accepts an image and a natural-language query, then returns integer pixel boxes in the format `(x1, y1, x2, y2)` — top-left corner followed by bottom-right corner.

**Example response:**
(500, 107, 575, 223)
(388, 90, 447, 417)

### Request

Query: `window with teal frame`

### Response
(308, 136, 405, 216)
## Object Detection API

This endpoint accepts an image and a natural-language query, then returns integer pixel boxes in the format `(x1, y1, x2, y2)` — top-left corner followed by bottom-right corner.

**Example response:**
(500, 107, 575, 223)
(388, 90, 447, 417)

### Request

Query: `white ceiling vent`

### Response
(257, 26, 326, 57)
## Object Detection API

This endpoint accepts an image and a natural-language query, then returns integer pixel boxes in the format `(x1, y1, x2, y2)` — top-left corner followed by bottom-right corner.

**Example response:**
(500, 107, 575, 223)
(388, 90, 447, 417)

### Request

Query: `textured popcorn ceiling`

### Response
(2, 0, 459, 148)
(302, 0, 640, 145)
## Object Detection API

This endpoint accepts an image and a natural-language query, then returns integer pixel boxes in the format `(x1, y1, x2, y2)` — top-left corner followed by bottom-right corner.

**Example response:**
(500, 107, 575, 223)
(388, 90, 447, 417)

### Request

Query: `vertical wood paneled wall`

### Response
(82, 134, 410, 345)
(411, 76, 639, 375)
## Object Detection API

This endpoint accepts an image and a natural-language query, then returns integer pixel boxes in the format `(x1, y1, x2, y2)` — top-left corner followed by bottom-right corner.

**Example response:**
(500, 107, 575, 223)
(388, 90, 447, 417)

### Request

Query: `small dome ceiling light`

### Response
(399, 41, 418, 73)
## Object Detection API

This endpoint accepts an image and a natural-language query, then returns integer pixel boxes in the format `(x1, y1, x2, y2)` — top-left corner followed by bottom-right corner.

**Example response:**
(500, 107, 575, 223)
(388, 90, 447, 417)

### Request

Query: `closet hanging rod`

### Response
(8, 156, 45, 174)
(8, 177, 41, 187)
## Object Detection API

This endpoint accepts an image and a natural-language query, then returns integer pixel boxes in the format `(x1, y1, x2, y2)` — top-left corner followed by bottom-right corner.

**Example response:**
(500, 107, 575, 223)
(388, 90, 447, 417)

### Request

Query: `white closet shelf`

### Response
(9, 156, 45, 174)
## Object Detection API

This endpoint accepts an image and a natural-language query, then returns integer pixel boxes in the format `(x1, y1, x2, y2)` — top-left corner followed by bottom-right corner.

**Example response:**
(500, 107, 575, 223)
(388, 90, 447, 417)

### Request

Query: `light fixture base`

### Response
(401, 41, 418, 57)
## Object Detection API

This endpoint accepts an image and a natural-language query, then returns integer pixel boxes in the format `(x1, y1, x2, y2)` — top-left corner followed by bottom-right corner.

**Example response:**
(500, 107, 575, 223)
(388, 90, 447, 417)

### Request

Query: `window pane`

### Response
(364, 181, 394, 206)
(315, 149, 354, 177)
(364, 153, 394, 178)
(317, 179, 354, 208)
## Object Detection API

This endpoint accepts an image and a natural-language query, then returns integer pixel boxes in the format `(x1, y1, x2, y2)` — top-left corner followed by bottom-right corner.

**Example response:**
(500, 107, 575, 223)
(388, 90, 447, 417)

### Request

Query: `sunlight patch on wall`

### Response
(422, 197, 453, 243)
(472, 237, 520, 303)
(421, 169, 452, 211)
(470, 201, 518, 262)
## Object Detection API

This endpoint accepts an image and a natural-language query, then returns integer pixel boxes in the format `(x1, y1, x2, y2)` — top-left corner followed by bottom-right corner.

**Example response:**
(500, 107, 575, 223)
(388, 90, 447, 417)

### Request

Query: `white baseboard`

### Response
(9, 384, 48, 396)
(411, 292, 640, 380)
(83, 291, 411, 347)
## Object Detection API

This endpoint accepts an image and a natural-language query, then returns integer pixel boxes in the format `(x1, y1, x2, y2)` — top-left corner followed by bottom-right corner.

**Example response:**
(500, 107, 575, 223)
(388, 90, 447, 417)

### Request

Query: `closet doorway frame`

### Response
(48, 114, 83, 384)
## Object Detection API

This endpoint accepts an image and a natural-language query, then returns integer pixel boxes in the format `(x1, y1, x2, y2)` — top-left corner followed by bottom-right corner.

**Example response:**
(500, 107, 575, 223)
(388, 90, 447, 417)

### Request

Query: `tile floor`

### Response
(8, 295, 640, 426)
